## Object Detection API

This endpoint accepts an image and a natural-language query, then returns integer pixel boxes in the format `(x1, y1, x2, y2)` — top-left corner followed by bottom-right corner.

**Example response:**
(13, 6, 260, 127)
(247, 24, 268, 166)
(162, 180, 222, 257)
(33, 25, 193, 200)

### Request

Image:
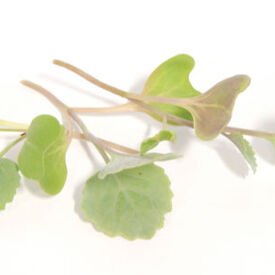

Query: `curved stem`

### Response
(21, 80, 73, 142)
(0, 134, 26, 158)
(53, 59, 127, 98)
(54, 59, 275, 140)
(21, 80, 68, 112)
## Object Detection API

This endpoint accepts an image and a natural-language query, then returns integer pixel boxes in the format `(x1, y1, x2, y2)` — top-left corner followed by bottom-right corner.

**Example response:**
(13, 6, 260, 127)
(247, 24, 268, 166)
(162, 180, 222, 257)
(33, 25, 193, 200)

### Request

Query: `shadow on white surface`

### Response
(23, 178, 51, 198)
(210, 139, 249, 178)
(169, 126, 194, 153)
(73, 183, 89, 223)
(252, 118, 275, 164)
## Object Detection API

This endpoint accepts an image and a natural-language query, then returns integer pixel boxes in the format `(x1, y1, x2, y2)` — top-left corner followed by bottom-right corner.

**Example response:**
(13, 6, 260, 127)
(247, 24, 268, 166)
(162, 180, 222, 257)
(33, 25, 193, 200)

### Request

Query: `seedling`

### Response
(0, 54, 274, 240)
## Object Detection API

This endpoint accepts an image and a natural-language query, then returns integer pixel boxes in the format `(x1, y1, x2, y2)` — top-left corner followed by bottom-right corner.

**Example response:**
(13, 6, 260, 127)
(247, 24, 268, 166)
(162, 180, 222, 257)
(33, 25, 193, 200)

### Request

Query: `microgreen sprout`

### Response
(1, 54, 275, 240)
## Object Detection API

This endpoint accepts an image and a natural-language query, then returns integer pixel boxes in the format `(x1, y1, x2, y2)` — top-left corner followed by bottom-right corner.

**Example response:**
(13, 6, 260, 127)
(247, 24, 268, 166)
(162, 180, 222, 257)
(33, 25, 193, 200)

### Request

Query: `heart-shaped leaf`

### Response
(18, 115, 68, 195)
(82, 164, 173, 240)
(142, 54, 200, 121)
(184, 75, 250, 140)
(0, 158, 20, 210)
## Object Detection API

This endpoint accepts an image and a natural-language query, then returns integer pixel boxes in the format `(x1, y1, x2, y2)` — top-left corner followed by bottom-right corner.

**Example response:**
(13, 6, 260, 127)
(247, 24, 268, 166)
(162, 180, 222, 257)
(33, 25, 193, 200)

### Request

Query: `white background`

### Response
(1, 1, 275, 274)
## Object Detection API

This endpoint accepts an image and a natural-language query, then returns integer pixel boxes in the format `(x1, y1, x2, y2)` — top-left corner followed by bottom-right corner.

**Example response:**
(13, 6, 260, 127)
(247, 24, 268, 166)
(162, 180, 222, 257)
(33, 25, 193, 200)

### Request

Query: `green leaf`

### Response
(142, 54, 201, 121)
(140, 130, 176, 154)
(81, 164, 173, 240)
(225, 132, 257, 173)
(0, 158, 20, 210)
(98, 152, 179, 179)
(18, 115, 68, 195)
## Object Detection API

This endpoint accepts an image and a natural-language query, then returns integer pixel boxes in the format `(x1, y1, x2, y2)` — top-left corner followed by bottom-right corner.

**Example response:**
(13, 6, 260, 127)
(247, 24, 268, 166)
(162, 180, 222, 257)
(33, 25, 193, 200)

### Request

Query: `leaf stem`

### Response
(54, 59, 275, 140)
(0, 119, 28, 129)
(69, 103, 138, 114)
(21, 80, 74, 142)
(0, 134, 26, 158)
(68, 110, 110, 163)
(53, 59, 127, 98)
(225, 126, 275, 138)
(72, 132, 139, 155)
(0, 128, 27, 132)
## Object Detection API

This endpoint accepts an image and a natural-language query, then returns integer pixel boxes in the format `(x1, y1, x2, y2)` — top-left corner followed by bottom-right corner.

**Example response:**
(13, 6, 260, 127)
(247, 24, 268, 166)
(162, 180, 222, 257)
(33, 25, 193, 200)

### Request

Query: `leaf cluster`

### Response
(1, 54, 274, 240)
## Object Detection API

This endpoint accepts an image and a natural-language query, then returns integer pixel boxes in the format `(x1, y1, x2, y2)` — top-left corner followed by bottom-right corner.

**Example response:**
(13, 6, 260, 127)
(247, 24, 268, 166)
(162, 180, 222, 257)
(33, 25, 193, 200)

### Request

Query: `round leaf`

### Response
(81, 164, 173, 240)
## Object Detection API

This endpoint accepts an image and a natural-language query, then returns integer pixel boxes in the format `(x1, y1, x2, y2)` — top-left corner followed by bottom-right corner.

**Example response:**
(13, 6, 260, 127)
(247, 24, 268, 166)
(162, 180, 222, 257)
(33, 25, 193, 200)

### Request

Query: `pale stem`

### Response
(21, 80, 68, 111)
(0, 119, 28, 129)
(72, 132, 139, 155)
(68, 110, 110, 163)
(53, 59, 127, 98)
(70, 103, 137, 114)
(53, 59, 275, 139)
(0, 128, 27, 132)
(0, 134, 26, 158)
(20, 80, 73, 142)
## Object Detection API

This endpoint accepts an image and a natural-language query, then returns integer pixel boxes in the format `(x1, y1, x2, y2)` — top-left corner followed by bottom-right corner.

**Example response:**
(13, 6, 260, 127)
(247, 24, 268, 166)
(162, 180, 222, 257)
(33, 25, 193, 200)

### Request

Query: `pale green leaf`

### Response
(140, 130, 176, 154)
(18, 115, 68, 195)
(142, 54, 201, 121)
(0, 158, 20, 210)
(81, 164, 173, 240)
(98, 152, 179, 179)
(225, 132, 257, 173)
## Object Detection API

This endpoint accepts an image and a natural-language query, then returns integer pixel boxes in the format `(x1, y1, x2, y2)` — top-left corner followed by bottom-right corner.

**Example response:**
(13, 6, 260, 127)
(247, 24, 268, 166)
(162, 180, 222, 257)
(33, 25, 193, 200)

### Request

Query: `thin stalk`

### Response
(21, 80, 68, 112)
(0, 135, 26, 158)
(53, 60, 127, 98)
(70, 103, 137, 114)
(72, 132, 139, 155)
(53, 59, 190, 107)
(0, 119, 28, 129)
(53, 59, 275, 140)
(225, 126, 275, 138)
(21, 80, 73, 142)
(68, 110, 110, 163)
(0, 128, 27, 132)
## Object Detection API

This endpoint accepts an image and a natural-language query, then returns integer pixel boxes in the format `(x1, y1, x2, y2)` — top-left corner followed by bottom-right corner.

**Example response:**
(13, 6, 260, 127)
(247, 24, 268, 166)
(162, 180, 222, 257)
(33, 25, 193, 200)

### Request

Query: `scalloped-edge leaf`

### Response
(18, 115, 68, 195)
(98, 152, 180, 179)
(142, 54, 201, 121)
(225, 132, 257, 173)
(140, 130, 176, 154)
(81, 164, 173, 240)
(0, 158, 20, 210)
